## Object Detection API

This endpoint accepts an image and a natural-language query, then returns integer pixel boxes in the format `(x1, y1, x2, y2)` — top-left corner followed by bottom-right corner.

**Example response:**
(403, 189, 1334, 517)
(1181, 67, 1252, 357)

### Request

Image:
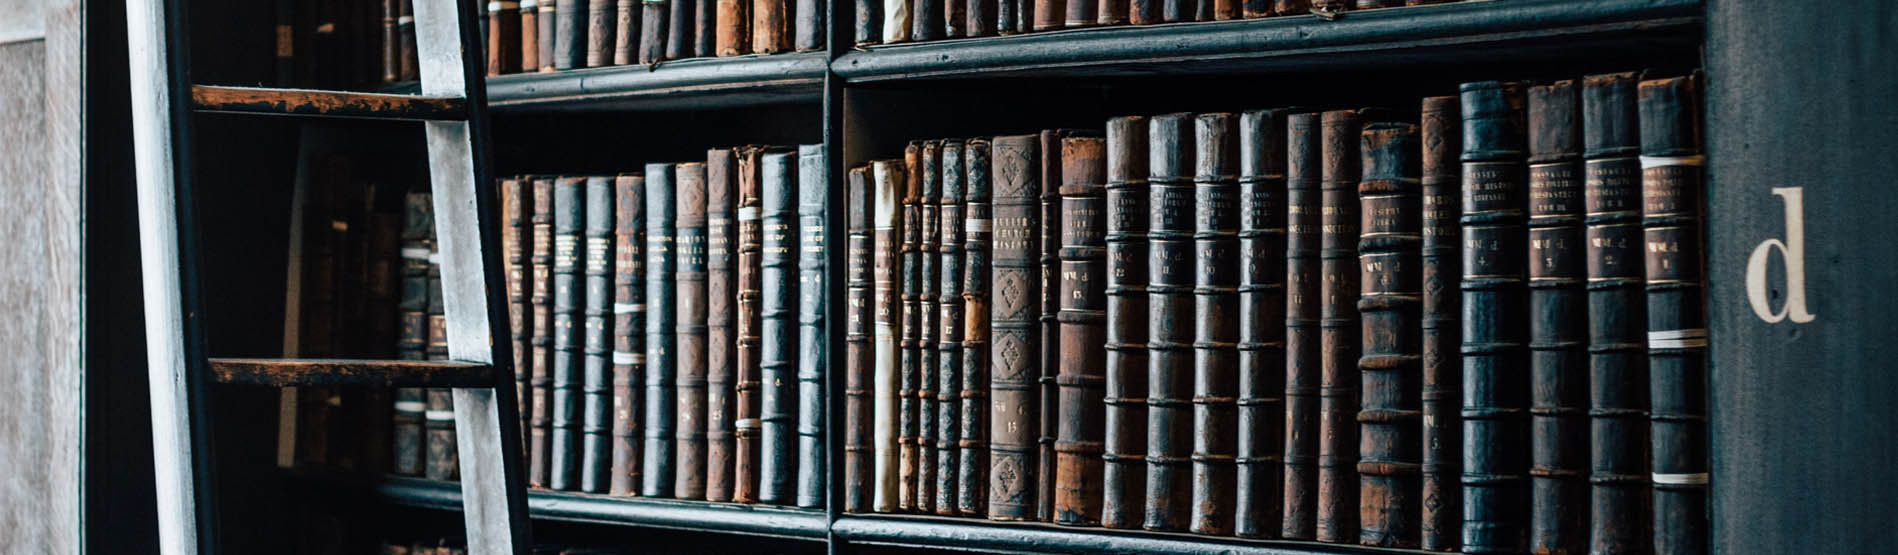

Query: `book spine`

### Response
(753, 0, 789, 53)
(1639, 74, 1707, 555)
(644, 163, 679, 498)
(707, 149, 739, 502)
(1459, 80, 1530, 554)
(735, 149, 765, 503)
(1064, 0, 1094, 27)
(900, 143, 925, 511)
(1242, 0, 1267, 18)
(1144, 113, 1194, 532)
(796, 144, 829, 508)
(1160, 0, 1190, 24)
(1130, 0, 1157, 24)
(393, 193, 431, 478)
(760, 150, 799, 504)
(1357, 121, 1422, 548)
(538, 0, 558, 71)
(582, 176, 617, 493)
(996, 0, 1019, 34)
(946, 0, 968, 38)
(1281, 112, 1320, 540)
(1419, 95, 1462, 552)
(987, 134, 1040, 521)
(667, 0, 695, 59)
(1317, 110, 1362, 543)
(872, 159, 907, 513)
(586, 0, 615, 66)
(717, 0, 751, 55)
(695, 0, 716, 57)
(959, 140, 993, 516)
(913, 0, 943, 41)
(555, 0, 586, 69)
(489, 1, 521, 74)
(1236, 109, 1286, 539)
(1035, 0, 1066, 30)
(551, 176, 586, 490)
(676, 163, 711, 500)
(846, 166, 875, 513)
(1527, 80, 1588, 554)
(917, 141, 942, 514)
(1271, 0, 1305, 15)
(936, 140, 966, 515)
(1581, 71, 1649, 555)
(1037, 129, 1068, 523)
(796, 0, 824, 50)
(382, 0, 400, 82)
(1102, 116, 1148, 530)
(504, 178, 534, 461)
(613, 0, 637, 65)
(1056, 134, 1109, 527)
(1310, 0, 1346, 13)
(530, 179, 557, 486)
(1213, 0, 1237, 19)
(1191, 113, 1240, 536)
(400, 0, 418, 80)
(883, 0, 911, 42)
(426, 260, 459, 480)
(856, 0, 882, 45)
(639, 0, 668, 64)
(611, 174, 646, 496)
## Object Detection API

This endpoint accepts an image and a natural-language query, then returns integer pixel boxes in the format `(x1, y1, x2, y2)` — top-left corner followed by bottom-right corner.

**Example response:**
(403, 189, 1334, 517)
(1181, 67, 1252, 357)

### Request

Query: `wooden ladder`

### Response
(123, 0, 530, 552)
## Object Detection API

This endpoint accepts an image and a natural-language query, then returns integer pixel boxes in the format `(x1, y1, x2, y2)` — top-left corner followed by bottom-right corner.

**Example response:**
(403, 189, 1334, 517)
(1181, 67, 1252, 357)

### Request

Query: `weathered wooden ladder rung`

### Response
(208, 358, 495, 388)
(189, 85, 469, 121)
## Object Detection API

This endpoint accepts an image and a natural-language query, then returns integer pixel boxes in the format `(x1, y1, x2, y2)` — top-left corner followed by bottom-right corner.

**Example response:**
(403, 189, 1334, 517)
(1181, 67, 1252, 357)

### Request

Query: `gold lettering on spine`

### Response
(1747, 187, 1816, 324)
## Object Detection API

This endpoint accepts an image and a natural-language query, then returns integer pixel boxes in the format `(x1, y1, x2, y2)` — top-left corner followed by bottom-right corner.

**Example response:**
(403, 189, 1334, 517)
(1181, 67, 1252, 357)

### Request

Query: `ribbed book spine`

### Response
(1037, 129, 1070, 523)
(1236, 109, 1287, 539)
(504, 178, 534, 460)
(988, 134, 1040, 521)
(1460, 80, 1530, 554)
(554, 0, 586, 69)
(707, 149, 738, 502)
(1581, 71, 1650, 554)
(529, 178, 557, 486)
(613, 0, 636, 65)
(1317, 110, 1362, 543)
(873, 159, 907, 513)
(1419, 95, 1462, 552)
(1281, 113, 1320, 540)
(611, 173, 645, 496)
(1357, 121, 1422, 548)
(393, 192, 431, 478)
(675, 163, 710, 500)
(638, 0, 667, 64)
(917, 141, 942, 514)
(796, 144, 829, 508)
(735, 150, 765, 503)
(936, 140, 967, 515)
(551, 176, 586, 490)
(643, 163, 678, 498)
(1191, 113, 1241, 536)
(845, 166, 874, 513)
(538, 0, 558, 71)
(1102, 116, 1149, 530)
(760, 149, 799, 504)
(900, 142, 925, 511)
(959, 140, 993, 516)
(1055, 134, 1108, 527)
(582, 176, 617, 493)
(1145, 113, 1194, 532)
(1527, 80, 1588, 554)
(1640, 74, 1707, 555)
(586, 0, 615, 67)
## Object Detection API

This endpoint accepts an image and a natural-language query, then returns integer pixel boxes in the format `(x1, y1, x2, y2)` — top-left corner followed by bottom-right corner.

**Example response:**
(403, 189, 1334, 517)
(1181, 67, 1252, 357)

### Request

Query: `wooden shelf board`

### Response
(833, 514, 1437, 555)
(484, 51, 828, 112)
(375, 476, 829, 541)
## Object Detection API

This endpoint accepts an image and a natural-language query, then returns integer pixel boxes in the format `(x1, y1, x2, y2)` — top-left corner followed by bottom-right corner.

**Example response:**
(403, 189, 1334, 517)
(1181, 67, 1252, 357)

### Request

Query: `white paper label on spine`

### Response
(394, 401, 428, 413)
(1648, 328, 1708, 349)
(425, 410, 455, 421)
(1639, 154, 1706, 169)
(965, 218, 991, 233)
(1652, 472, 1709, 485)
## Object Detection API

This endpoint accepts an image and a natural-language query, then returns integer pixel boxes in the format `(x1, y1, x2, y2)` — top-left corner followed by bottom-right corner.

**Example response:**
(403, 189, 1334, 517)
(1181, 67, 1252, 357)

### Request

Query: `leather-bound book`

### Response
(946, 0, 967, 38)
(529, 179, 557, 486)
(666, 0, 695, 60)
(884, 0, 912, 42)
(1034, 0, 1066, 30)
(1309, 0, 1346, 14)
(760, 149, 800, 504)
(675, 163, 711, 500)
(1130, 0, 1158, 24)
(582, 176, 618, 493)
(1527, 80, 1588, 555)
(643, 163, 679, 498)
(537, 0, 557, 71)
(1212, 0, 1237, 19)
(1241, 0, 1266, 18)
(1236, 109, 1287, 539)
(586, 0, 616, 67)
(795, 0, 824, 50)
(611, 173, 646, 496)
(638, 0, 667, 64)
(796, 144, 829, 508)
(504, 178, 535, 458)
(613, 0, 637, 64)
(959, 140, 993, 516)
(706, 149, 740, 502)
(753, 0, 790, 53)
(1418, 95, 1462, 552)
(426, 262, 460, 480)
(1281, 112, 1321, 539)
(1144, 113, 1193, 532)
(735, 149, 765, 503)
(1064, 0, 1095, 27)
(1639, 74, 1706, 555)
(1190, 113, 1241, 536)
(936, 140, 967, 515)
(1459, 80, 1530, 554)
(916, 141, 942, 513)
(846, 166, 875, 513)
(551, 176, 586, 490)
(695, 0, 716, 57)
(1101, 116, 1148, 530)
(554, 0, 586, 69)
(872, 159, 907, 513)
(996, 0, 1020, 34)
(399, 0, 418, 80)
(1580, 71, 1649, 555)
(1316, 109, 1362, 543)
(987, 134, 1040, 521)
(855, 0, 881, 45)
(1097, 0, 1126, 25)
(900, 143, 925, 511)
(489, 1, 521, 74)
(1270, 0, 1305, 16)
(383, 0, 401, 82)
(1037, 129, 1072, 523)
(966, 0, 993, 36)
(1055, 134, 1109, 527)
(1357, 121, 1422, 548)
(913, 0, 943, 42)
(716, 0, 751, 55)
(394, 194, 431, 478)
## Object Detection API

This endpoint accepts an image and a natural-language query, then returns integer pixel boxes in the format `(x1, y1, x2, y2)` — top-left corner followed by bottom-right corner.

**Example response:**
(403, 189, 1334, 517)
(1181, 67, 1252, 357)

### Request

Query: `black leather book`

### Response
(936, 140, 966, 515)
(735, 149, 765, 503)
(1102, 116, 1148, 531)
(611, 173, 646, 496)
(872, 159, 907, 513)
(1527, 80, 1588, 554)
(694, 0, 715, 56)
(394, 192, 432, 478)
(581, 176, 617, 493)
(996, 0, 1019, 34)
(1357, 121, 1422, 548)
(947, 0, 968, 37)
(1192, 113, 1240, 537)
(1037, 129, 1072, 523)
(846, 165, 874, 513)
(760, 148, 799, 505)
(1459, 80, 1530, 554)
(675, 162, 710, 500)
(707, 149, 739, 502)
(959, 140, 993, 517)
(1056, 133, 1109, 527)
(1236, 109, 1286, 539)
(551, 175, 586, 491)
(988, 135, 1040, 521)
(1281, 112, 1320, 540)
(1145, 113, 1194, 532)
(916, 141, 942, 514)
(666, 0, 694, 59)
(1418, 95, 1462, 552)
(643, 163, 678, 498)
(529, 178, 556, 486)
(555, 0, 587, 69)
(1640, 73, 1707, 555)
(1317, 110, 1361, 544)
(796, 143, 829, 508)
(855, 0, 881, 45)
(912, 0, 943, 41)
(900, 142, 925, 511)
(1580, 71, 1649, 555)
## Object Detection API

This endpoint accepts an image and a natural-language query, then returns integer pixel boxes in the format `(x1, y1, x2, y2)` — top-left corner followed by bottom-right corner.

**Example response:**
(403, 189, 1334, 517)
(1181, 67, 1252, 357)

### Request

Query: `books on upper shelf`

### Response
(853, 0, 1470, 47)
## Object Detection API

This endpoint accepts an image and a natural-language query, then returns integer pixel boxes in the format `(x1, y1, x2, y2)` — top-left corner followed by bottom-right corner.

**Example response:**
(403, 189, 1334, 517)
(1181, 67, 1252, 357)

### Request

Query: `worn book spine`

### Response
(675, 163, 710, 500)
(537, 0, 557, 71)
(884, 0, 912, 42)
(1053, 134, 1108, 527)
(872, 159, 907, 513)
(643, 163, 679, 498)
(966, 0, 993, 36)
(1191, 113, 1241, 537)
(639, 0, 668, 64)
(504, 178, 534, 460)
(394, 193, 431, 478)
(1316, 110, 1362, 543)
(529, 179, 557, 486)
(489, 1, 521, 74)
(581, 176, 617, 493)
(555, 0, 586, 69)
(427, 261, 458, 480)
(856, 0, 881, 45)
(613, 0, 636, 64)
(1418, 95, 1463, 552)
(753, 0, 789, 53)
(1213, 0, 1237, 19)
(936, 140, 966, 515)
(706, 150, 738, 502)
(735, 149, 766, 503)
(1271, 0, 1305, 15)
(400, 0, 418, 80)
(917, 141, 942, 514)
(550, 176, 586, 490)
(959, 140, 993, 516)
(667, 0, 695, 60)
(611, 173, 646, 496)
(1145, 113, 1194, 532)
(1527, 80, 1588, 555)
(1102, 116, 1149, 530)
(1033, 0, 1065, 29)
(1065, 0, 1095, 27)
(1640, 74, 1706, 555)
(846, 166, 875, 513)
(1460, 80, 1530, 554)
(1241, 0, 1266, 18)
(382, 0, 400, 82)
(795, 0, 823, 50)
(1281, 112, 1321, 540)
(946, 0, 967, 37)
(1310, 0, 1346, 13)
(1159, 0, 1190, 23)
(1357, 121, 1422, 548)
(900, 143, 925, 511)
(695, 0, 715, 57)
(997, 0, 1020, 33)
(1037, 129, 1070, 523)
(586, 0, 615, 67)
(716, 0, 751, 55)
(796, 144, 828, 508)
(988, 134, 1040, 521)
(913, 0, 943, 41)
(759, 149, 799, 505)
(1581, 71, 1649, 555)
(1236, 109, 1287, 539)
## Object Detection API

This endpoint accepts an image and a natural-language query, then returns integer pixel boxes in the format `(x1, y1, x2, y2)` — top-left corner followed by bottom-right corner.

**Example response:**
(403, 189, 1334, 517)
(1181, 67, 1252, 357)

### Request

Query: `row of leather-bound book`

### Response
(853, 0, 1466, 46)
(481, 0, 826, 75)
(841, 72, 1707, 554)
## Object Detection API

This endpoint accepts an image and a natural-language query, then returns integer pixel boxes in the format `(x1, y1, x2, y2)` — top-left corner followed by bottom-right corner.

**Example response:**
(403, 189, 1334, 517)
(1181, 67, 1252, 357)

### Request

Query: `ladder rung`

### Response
(208, 358, 495, 387)
(189, 85, 468, 121)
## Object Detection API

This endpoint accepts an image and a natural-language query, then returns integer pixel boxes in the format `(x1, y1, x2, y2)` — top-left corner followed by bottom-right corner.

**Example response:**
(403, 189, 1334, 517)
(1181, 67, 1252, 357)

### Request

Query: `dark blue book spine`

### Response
(760, 149, 799, 504)
(581, 176, 617, 493)
(551, 175, 586, 491)
(643, 163, 679, 498)
(796, 144, 829, 508)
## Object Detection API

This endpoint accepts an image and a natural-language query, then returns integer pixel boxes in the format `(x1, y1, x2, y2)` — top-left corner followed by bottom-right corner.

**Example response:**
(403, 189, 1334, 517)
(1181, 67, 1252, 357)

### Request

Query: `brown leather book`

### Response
(988, 134, 1040, 521)
(1357, 121, 1422, 548)
(1037, 129, 1072, 523)
(1418, 95, 1463, 552)
(695, 0, 716, 56)
(1527, 80, 1588, 555)
(519, 0, 541, 71)
(610, 173, 645, 496)
(900, 142, 925, 511)
(675, 162, 710, 500)
(1241, 0, 1267, 18)
(537, 0, 558, 71)
(613, 0, 637, 65)
(1316, 109, 1362, 543)
(529, 179, 557, 486)
(752, 0, 790, 53)
(1065, 0, 1096, 27)
(873, 159, 907, 513)
(382, 0, 401, 82)
(425, 230, 456, 481)
(399, 0, 418, 80)
(1191, 113, 1241, 537)
(489, 1, 522, 74)
(1281, 112, 1320, 539)
(1310, 0, 1347, 14)
(706, 149, 740, 502)
(1271, 0, 1306, 15)
(959, 140, 993, 517)
(1130, 0, 1159, 24)
(1101, 116, 1148, 530)
(916, 141, 943, 514)
(1236, 109, 1287, 539)
(503, 177, 534, 461)
(716, 0, 751, 56)
(1035, 0, 1066, 30)
(735, 149, 765, 503)
(1581, 72, 1649, 555)
(845, 165, 875, 512)
(1053, 134, 1108, 527)
(1144, 113, 1194, 532)
(1213, 0, 1238, 19)
(587, 0, 617, 67)
(1640, 73, 1707, 555)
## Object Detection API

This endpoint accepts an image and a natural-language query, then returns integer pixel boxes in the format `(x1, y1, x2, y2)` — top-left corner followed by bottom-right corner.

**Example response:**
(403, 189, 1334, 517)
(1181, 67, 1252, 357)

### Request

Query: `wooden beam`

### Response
(189, 85, 467, 120)
(208, 358, 494, 388)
